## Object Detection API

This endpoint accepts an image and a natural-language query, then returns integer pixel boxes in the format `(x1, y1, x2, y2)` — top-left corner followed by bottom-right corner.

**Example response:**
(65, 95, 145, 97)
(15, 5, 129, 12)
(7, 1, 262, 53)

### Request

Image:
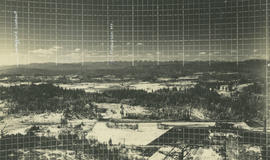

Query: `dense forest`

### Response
(0, 82, 263, 121)
(0, 59, 266, 121)
(0, 84, 97, 118)
(90, 85, 264, 121)
(0, 130, 129, 160)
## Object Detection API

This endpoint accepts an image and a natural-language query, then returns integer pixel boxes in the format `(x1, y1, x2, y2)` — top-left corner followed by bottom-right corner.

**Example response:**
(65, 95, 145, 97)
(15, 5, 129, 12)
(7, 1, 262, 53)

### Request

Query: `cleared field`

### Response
(56, 80, 197, 93)
(0, 113, 96, 138)
(87, 122, 169, 146)
(94, 103, 151, 119)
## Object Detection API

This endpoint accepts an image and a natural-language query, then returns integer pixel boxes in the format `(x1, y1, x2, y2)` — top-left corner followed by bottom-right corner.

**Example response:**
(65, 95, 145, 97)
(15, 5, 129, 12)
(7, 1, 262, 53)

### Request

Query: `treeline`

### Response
(0, 83, 264, 121)
(0, 84, 96, 117)
(82, 60, 265, 82)
(90, 85, 264, 121)
(0, 131, 129, 160)
(91, 86, 221, 108)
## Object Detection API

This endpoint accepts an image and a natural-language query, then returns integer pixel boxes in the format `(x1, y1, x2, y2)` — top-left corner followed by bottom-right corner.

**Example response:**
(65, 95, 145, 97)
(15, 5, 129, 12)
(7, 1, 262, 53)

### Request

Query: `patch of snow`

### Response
(245, 146, 261, 153)
(177, 75, 199, 80)
(57, 82, 124, 93)
(0, 113, 63, 136)
(233, 122, 251, 130)
(161, 122, 215, 128)
(236, 83, 254, 92)
(129, 82, 164, 93)
(0, 82, 30, 87)
(0, 77, 8, 81)
(20, 113, 62, 124)
(191, 108, 210, 120)
(149, 147, 180, 160)
(87, 122, 168, 146)
(18, 149, 81, 160)
(8, 125, 32, 135)
(94, 103, 151, 119)
(190, 147, 223, 160)
(150, 146, 222, 160)
(156, 77, 173, 82)
(56, 81, 198, 93)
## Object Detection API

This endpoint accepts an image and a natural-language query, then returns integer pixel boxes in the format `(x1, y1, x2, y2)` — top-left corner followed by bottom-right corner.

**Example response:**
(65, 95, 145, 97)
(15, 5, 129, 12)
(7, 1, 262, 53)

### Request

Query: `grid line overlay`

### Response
(0, 123, 270, 159)
(0, 0, 268, 65)
(0, 0, 269, 159)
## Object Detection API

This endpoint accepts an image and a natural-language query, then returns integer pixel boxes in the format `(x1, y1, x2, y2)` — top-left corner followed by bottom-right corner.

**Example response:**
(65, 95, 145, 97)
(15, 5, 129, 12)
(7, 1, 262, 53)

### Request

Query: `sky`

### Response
(0, 0, 268, 65)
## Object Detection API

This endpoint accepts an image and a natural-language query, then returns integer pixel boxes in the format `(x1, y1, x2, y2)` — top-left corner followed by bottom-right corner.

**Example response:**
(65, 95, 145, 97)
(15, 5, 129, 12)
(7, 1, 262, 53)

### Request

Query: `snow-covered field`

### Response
(0, 113, 96, 138)
(129, 81, 197, 93)
(177, 75, 199, 80)
(149, 146, 223, 160)
(56, 80, 197, 93)
(149, 145, 261, 160)
(94, 103, 151, 119)
(0, 82, 47, 87)
(57, 82, 124, 93)
(0, 113, 63, 136)
(0, 79, 198, 93)
(0, 82, 31, 87)
(87, 122, 169, 146)
(189, 147, 223, 160)
(17, 149, 92, 160)
(128, 82, 165, 92)
(0, 110, 265, 160)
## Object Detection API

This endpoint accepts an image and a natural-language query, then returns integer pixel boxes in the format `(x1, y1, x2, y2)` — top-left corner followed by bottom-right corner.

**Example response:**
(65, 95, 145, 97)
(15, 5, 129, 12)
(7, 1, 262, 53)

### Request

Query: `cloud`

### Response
(199, 52, 207, 55)
(74, 48, 81, 52)
(30, 46, 63, 56)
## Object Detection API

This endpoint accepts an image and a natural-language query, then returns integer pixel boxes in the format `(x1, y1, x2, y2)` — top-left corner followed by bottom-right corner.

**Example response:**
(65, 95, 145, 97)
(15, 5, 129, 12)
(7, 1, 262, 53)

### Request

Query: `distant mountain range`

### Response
(0, 59, 266, 77)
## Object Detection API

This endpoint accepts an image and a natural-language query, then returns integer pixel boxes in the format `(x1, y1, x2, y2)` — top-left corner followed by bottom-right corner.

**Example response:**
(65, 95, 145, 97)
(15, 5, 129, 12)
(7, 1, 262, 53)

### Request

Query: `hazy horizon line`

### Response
(0, 58, 267, 68)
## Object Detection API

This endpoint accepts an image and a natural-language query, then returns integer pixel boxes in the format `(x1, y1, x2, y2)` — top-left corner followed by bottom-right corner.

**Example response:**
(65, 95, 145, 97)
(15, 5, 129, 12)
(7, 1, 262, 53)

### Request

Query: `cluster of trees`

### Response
(0, 131, 129, 160)
(106, 122, 138, 130)
(90, 84, 264, 121)
(0, 78, 264, 121)
(0, 84, 97, 118)
(91, 86, 219, 108)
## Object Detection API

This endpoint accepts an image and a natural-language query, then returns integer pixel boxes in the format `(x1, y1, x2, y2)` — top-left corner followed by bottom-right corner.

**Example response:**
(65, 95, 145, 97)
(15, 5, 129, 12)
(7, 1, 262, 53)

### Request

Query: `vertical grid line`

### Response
(236, 0, 239, 66)
(182, 0, 185, 66)
(81, 0, 84, 67)
(107, 2, 109, 65)
(209, 0, 211, 66)
(132, 1, 134, 66)
(28, 1, 30, 66)
(13, 10, 19, 68)
(230, 0, 233, 61)
(4, 0, 6, 53)
(265, 0, 269, 156)
(199, 0, 201, 64)
(172, 2, 175, 61)
(55, 1, 58, 66)
(157, 0, 160, 65)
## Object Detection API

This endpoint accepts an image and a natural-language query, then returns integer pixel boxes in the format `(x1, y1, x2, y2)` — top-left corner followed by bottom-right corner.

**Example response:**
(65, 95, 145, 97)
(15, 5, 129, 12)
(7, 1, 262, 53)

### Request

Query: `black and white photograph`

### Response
(0, 0, 269, 159)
